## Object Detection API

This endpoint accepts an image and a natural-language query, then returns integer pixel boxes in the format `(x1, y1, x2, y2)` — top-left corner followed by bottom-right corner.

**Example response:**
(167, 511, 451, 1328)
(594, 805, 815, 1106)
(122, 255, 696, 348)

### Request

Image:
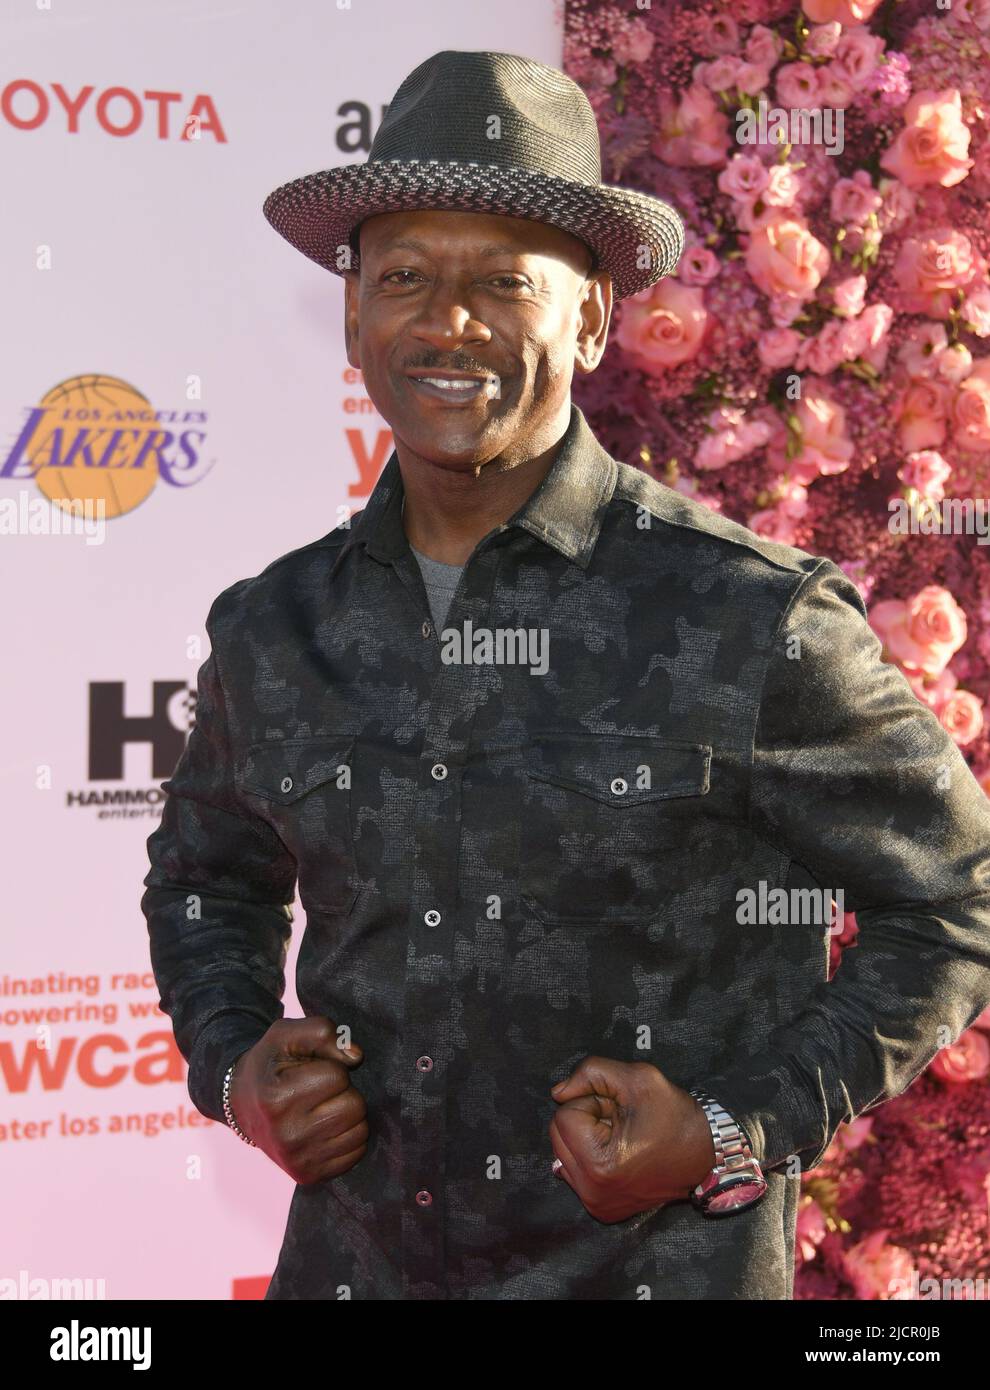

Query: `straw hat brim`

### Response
(263, 159, 685, 301)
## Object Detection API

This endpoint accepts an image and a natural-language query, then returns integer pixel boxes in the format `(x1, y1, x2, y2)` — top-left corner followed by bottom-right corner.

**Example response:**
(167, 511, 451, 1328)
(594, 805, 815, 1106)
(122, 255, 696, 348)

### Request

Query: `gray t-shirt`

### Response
(409, 543, 464, 632)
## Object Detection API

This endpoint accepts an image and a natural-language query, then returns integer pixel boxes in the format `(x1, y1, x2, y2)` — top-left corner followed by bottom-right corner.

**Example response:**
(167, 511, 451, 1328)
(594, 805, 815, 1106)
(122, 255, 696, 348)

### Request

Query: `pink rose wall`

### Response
(0, 0, 563, 1300)
(565, 0, 990, 1297)
(5, 0, 990, 1304)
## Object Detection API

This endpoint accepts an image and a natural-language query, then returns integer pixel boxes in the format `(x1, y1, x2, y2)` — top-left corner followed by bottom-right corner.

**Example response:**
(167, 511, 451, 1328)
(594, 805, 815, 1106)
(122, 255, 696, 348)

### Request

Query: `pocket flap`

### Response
(237, 737, 354, 804)
(527, 734, 711, 806)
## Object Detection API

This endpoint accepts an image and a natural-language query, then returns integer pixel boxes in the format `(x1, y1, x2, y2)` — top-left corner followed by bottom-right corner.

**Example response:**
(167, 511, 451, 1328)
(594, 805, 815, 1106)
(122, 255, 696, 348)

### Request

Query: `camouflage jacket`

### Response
(142, 402, 990, 1300)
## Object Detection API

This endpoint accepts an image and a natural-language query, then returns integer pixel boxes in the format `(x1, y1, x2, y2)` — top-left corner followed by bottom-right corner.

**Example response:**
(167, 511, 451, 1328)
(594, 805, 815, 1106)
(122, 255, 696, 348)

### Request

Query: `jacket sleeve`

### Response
(702, 557, 990, 1174)
(141, 592, 298, 1124)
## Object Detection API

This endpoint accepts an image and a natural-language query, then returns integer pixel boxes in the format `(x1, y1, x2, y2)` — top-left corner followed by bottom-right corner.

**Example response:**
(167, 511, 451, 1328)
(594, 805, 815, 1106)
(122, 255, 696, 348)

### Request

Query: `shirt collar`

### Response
(329, 402, 617, 581)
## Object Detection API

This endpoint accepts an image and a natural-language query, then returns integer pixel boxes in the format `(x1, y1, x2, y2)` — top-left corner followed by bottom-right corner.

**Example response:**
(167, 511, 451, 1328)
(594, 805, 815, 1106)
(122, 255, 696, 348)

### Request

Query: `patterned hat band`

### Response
(262, 50, 685, 301)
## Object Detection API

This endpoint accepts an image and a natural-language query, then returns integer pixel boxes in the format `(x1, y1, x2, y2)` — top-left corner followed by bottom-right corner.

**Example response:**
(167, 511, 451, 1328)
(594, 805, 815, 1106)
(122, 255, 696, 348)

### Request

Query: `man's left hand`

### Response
(548, 1057, 716, 1223)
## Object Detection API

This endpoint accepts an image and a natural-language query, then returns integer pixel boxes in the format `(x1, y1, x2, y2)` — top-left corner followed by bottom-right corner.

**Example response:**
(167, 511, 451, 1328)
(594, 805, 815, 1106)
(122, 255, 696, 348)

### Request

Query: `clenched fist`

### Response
(549, 1056, 715, 1223)
(227, 1016, 369, 1185)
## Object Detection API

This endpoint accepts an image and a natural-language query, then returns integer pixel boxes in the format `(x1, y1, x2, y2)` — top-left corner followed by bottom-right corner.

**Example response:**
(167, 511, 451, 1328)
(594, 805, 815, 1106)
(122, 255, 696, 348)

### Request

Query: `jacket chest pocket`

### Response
(521, 733, 712, 926)
(235, 737, 358, 915)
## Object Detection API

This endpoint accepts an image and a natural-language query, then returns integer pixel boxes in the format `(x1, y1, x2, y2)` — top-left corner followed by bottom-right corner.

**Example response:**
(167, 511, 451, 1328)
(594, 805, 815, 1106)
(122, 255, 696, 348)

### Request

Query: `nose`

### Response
(410, 286, 492, 353)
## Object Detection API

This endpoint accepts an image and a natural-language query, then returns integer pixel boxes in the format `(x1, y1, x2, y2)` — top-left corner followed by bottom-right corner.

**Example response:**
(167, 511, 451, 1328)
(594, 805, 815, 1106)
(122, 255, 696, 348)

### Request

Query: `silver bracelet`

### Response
(222, 1058, 256, 1146)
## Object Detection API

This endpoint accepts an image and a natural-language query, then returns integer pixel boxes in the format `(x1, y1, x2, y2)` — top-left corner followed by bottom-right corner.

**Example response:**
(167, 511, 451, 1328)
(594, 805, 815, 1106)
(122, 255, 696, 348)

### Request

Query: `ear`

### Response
(574, 271, 613, 376)
(342, 271, 360, 370)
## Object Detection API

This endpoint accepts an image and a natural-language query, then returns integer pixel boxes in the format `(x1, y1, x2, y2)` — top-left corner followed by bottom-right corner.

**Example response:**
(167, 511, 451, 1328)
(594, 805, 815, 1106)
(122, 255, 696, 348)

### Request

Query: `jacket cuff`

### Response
(700, 1053, 831, 1174)
(187, 1015, 272, 1125)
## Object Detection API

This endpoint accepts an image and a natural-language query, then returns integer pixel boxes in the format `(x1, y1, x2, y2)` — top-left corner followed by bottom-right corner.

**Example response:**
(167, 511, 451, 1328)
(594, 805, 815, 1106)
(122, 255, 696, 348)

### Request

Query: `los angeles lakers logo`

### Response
(1, 373, 214, 519)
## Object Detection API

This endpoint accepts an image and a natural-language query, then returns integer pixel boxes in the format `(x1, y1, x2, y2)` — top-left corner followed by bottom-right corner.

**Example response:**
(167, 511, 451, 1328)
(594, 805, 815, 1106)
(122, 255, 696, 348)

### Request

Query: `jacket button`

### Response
(610, 777, 628, 795)
(431, 762, 448, 780)
(280, 776, 293, 793)
(416, 1055, 433, 1072)
(415, 1189, 433, 1207)
(424, 909, 441, 926)
(422, 621, 432, 638)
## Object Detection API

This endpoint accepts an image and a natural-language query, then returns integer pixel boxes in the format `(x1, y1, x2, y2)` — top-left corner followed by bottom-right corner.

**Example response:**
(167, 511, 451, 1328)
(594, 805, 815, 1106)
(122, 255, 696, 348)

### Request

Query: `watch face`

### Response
(705, 1176, 768, 1215)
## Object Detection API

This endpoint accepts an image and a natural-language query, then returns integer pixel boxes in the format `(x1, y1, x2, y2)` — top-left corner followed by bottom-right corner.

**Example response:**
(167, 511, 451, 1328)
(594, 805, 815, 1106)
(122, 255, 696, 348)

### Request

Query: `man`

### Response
(142, 50, 990, 1300)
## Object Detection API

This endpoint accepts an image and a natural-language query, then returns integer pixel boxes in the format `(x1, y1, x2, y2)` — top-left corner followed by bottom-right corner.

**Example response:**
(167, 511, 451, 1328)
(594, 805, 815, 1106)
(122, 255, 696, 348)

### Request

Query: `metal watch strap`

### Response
(689, 1088, 755, 1173)
(222, 1058, 256, 1146)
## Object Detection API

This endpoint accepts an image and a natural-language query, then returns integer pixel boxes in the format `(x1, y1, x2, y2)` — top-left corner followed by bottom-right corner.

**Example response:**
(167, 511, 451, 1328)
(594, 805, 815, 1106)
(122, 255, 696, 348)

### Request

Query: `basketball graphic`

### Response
(30, 374, 161, 519)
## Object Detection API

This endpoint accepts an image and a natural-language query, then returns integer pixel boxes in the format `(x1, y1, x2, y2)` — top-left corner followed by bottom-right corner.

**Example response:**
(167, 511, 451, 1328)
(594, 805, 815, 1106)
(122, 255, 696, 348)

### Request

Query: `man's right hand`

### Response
(227, 1016, 368, 1184)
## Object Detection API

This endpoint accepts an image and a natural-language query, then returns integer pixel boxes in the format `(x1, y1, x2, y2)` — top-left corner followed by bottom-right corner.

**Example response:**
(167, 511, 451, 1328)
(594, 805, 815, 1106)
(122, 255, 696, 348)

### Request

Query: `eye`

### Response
(382, 270, 423, 286)
(490, 276, 530, 291)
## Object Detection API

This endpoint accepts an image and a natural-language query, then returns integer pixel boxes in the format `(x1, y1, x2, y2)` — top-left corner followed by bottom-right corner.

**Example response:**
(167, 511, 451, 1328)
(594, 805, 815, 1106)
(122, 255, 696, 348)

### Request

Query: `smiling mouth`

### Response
(405, 374, 502, 405)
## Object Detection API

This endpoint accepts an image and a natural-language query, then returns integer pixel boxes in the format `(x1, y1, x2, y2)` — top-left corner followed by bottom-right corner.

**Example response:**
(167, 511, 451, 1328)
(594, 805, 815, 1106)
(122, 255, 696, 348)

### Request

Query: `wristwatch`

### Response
(688, 1088, 768, 1216)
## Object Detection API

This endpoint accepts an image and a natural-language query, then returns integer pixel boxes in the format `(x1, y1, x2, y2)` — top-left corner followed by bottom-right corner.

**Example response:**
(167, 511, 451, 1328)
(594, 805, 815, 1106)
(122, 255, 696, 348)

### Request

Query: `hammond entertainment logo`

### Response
(65, 679, 195, 821)
(2, 375, 214, 520)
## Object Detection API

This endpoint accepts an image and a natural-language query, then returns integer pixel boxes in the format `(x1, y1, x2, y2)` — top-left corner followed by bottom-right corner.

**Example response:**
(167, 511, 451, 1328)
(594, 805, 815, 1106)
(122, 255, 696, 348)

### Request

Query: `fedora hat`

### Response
(262, 49, 684, 300)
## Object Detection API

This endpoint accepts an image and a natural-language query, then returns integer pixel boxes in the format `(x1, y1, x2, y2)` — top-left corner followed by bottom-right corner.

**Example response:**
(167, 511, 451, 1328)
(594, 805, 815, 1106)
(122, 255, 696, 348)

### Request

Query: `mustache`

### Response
(403, 361, 502, 377)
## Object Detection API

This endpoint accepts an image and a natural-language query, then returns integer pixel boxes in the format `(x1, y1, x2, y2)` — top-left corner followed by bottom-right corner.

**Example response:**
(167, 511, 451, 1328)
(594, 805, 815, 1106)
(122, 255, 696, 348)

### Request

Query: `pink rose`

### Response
(700, 55, 744, 93)
(839, 1116, 873, 1154)
(843, 1230, 916, 1301)
(745, 23, 782, 68)
(747, 507, 799, 544)
(962, 287, 990, 337)
(768, 380, 853, 482)
(796, 319, 850, 375)
(833, 274, 868, 318)
(899, 322, 949, 378)
(804, 21, 842, 58)
(953, 358, 990, 451)
(895, 230, 978, 319)
(768, 294, 804, 327)
(905, 666, 957, 711)
(757, 327, 800, 368)
(878, 177, 916, 232)
(776, 62, 821, 110)
(948, 0, 990, 27)
(611, 20, 654, 67)
(868, 584, 968, 677)
(880, 88, 974, 189)
(897, 449, 952, 500)
(803, 0, 883, 23)
(833, 28, 885, 88)
(817, 69, 854, 109)
(821, 1115, 873, 1166)
(717, 153, 768, 201)
(746, 212, 830, 304)
(761, 163, 801, 209)
(615, 279, 709, 374)
(654, 86, 730, 168)
(937, 343, 973, 383)
(856, 303, 894, 370)
(895, 379, 951, 452)
(830, 170, 882, 225)
(734, 62, 772, 97)
(585, 58, 617, 89)
(940, 689, 985, 745)
(677, 244, 721, 286)
(834, 909, 859, 948)
(700, 13, 741, 54)
(796, 1197, 828, 1263)
(929, 1027, 990, 1084)
(777, 479, 809, 518)
(695, 411, 772, 470)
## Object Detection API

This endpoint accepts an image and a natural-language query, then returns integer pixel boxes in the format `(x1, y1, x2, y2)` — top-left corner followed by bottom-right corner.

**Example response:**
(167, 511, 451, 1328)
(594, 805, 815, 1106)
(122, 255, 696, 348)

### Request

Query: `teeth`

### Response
(419, 377, 481, 390)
